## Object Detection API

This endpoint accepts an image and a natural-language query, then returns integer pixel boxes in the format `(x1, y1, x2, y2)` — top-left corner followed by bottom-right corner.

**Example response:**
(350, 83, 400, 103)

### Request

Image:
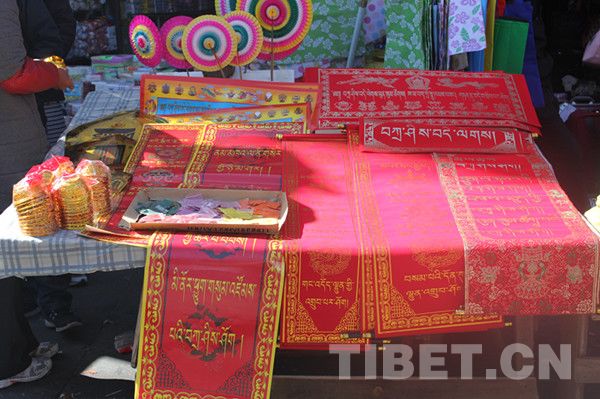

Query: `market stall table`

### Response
(2, 68, 597, 398)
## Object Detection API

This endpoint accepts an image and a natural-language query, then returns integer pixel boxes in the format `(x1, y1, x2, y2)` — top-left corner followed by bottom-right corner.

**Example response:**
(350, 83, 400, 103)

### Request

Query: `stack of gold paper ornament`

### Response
(52, 173, 93, 230)
(75, 160, 112, 224)
(55, 161, 75, 176)
(13, 177, 58, 236)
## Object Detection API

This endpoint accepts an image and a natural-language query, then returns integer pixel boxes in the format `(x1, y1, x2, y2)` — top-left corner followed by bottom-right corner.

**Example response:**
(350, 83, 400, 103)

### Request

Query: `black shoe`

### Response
(44, 311, 82, 332)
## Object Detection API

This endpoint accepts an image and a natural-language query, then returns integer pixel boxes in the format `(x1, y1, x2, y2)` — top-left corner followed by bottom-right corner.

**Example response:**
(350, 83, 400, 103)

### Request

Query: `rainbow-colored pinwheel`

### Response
(238, 0, 312, 59)
(182, 15, 237, 72)
(224, 11, 264, 66)
(160, 16, 193, 69)
(129, 15, 163, 67)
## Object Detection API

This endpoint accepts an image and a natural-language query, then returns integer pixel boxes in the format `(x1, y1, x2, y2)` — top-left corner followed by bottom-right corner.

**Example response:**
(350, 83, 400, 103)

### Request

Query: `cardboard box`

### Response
(119, 187, 288, 235)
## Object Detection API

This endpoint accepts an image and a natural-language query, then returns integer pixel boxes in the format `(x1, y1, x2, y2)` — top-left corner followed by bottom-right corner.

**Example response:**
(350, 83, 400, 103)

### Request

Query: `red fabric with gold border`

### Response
(135, 232, 284, 399)
(280, 136, 367, 348)
(435, 151, 599, 315)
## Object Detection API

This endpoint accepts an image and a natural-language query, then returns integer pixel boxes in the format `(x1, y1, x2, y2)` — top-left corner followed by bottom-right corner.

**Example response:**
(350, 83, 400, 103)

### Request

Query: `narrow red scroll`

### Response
(136, 232, 283, 399)
(280, 137, 366, 347)
(360, 118, 535, 154)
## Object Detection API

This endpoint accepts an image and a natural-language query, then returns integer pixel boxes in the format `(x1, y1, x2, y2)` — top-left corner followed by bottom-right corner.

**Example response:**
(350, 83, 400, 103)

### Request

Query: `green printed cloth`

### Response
(283, 0, 366, 65)
(384, 0, 427, 69)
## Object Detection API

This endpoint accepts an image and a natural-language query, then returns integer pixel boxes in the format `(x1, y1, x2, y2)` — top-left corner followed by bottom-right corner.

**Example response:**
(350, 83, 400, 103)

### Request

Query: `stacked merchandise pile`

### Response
(68, 0, 117, 61)
(12, 157, 111, 236)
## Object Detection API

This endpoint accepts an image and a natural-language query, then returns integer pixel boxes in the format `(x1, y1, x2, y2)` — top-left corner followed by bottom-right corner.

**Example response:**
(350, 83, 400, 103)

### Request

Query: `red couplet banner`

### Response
(360, 118, 535, 154)
(136, 232, 284, 399)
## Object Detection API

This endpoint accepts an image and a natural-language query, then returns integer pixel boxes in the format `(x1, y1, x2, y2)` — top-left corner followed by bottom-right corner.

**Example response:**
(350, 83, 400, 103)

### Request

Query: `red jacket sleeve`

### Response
(0, 57, 58, 94)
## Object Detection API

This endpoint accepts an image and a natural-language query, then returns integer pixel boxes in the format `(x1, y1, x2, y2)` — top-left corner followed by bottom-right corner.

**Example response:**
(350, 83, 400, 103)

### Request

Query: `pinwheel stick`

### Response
(268, 10, 276, 82)
(237, 55, 243, 79)
(207, 43, 226, 78)
(270, 24, 275, 82)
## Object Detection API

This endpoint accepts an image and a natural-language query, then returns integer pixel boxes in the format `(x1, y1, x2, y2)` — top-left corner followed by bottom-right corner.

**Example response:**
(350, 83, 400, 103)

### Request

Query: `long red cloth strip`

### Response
(280, 137, 367, 347)
(136, 232, 283, 399)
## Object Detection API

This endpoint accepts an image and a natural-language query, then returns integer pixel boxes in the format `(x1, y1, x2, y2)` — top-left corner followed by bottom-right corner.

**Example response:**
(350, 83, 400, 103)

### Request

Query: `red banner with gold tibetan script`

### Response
(180, 123, 302, 191)
(84, 123, 299, 246)
(279, 135, 504, 347)
(135, 232, 283, 399)
(315, 69, 540, 133)
(347, 133, 503, 337)
(434, 152, 600, 315)
(361, 118, 535, 154)
(280, 137, 366, 348)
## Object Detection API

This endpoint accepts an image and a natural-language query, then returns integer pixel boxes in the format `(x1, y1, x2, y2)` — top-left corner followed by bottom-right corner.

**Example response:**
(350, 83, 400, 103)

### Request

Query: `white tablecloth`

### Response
(0, 206, 146, 279)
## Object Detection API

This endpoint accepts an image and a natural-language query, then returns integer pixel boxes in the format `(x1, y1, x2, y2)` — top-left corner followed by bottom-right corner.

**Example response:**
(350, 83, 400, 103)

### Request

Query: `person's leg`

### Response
(0, 277, 38, 379)
(31, 275, 72, 315)
(30, 275, 82, 332)
(0, 277, 52, 389)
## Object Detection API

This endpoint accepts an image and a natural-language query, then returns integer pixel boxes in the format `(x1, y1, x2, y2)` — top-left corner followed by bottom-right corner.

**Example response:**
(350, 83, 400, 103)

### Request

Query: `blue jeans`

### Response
(29, 275, 72, 317)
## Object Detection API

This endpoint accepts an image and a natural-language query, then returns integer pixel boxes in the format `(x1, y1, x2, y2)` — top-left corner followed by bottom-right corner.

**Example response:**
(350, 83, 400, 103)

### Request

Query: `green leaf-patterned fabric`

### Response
(384, 0, 426, 69)
(282, 0, 366, 65)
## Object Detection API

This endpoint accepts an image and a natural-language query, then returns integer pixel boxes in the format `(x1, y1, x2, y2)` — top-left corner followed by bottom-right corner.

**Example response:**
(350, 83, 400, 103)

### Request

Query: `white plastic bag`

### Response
(583, 30, 600, 66)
